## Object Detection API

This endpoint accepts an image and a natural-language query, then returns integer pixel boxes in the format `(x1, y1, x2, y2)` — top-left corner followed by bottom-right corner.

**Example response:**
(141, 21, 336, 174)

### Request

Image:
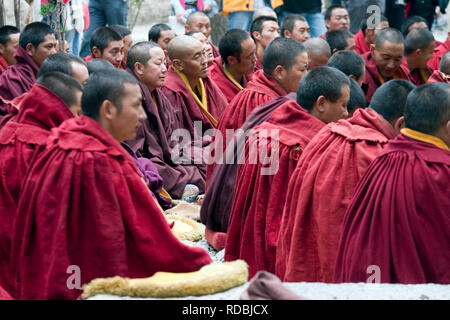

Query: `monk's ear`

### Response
(392, 116, 405, 134)
(171, 58, 183, 71)
(369, 43, 375, 53)
(25, 43, 35, 57)
(284, 30, 291, 39)
(92, 47, 101, 58)
(227, 55, 238, 66)
(134, 62, 145, 76)
(252, 31, 261, 42)
(315, 95, 327, 113)
(100, 100, 118, 121)
(0, 43, 5, 55)
(272, 65, 285, 82)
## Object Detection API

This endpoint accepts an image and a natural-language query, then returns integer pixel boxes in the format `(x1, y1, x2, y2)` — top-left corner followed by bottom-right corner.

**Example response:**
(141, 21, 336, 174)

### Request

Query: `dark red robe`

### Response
(210, 41, 220, 58)
(427, 70, 450, 84)
(209, 56, 248, 103)
(125, 69, 206, 199)
(354, 30, 369, 55)
(334, 133, 450, 284)
(427, 37, 450, 71)
(0, 85, 74, 296)
(224, 100, 325, 278)
(407, 66, 433, 86)
(201, 94, 296, 250)
(10, 116, 212, 300)
(0, 55, 9, 72)
(362, 51, 410, 103)
(0, 285, 12, 300)
(276, 108, 396, 283)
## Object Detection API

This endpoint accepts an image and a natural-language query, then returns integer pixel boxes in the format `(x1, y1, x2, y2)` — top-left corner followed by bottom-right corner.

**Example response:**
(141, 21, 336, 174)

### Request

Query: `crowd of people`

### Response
(0, 0, 449, 300)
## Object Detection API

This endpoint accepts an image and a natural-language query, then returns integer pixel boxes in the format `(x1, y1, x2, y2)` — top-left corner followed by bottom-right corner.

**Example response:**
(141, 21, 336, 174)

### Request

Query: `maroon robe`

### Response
(10, 116, 212, 300)
(209, 56, 248, 103)
(224, 100, 325, 278)
(407, 66, 433, 86)
(362, 51, 410, 103)
(0, 55, 8, 72)
(0, 285, 12, 300)
(354, 30, 369, 55)
(276, 108, 396, 283)
(200, 94, 296, 249)
(427, 37, 450, 71)
(334, 133, 450, 284)
(210, 41, 220, 58)
(126, 69, 206, 198)
(0, 84, 74, 296)
(427, 70, 450, 84)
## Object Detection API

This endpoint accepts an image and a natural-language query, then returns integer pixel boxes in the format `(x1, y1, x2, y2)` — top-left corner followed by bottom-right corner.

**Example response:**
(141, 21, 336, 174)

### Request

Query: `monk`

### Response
(428, 51, 450, 84)
(110, 25, 133, 69)
(0, 25, 20, 72)
(346, 78, 367, 117)
(149, 24, 175, 51)
(83, 27, 124, 69)
(354, 15, 389, 56)
(10, 69, 212, 300)
(186, 30, 215, 66)
(321, 4, 350, 38)
(250, 16, 280, 71)
(280, 14, 310, 44)
(225, 66, 351, 278)
(276, 79, 415, 283)
(404, 28, 435, 86)
(0, 72, 83, 297)
(162, 35, 227, 137)
(125, 41, 206, 199)
(328, 50, 366, 86)
(427, 32, 450, 71)
(325, 29, 355, 53)
(303, 38, 331, 70)
(209, 29, 256, 103)
(362, 28, 410, 103)
(184, 11, 219, 58)
(0, 22, 57, 119)
(334, 83, 450, 284)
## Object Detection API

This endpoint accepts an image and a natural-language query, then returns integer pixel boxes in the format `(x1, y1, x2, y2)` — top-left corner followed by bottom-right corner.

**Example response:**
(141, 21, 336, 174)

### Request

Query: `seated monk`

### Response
(428, 51, 450, 84)
(276, 80, 415, 283)
(184, 11, 219, 58)
(148, 24, 175, 67)
(161, 35, 227, 137)
(225, 67, 351, 278)
(404, 28, 435, 86)
(303, 38, 331, 70)
(0, 72, 83, 297)
(10, 69, 212, 300)
(0, 25, 20, 72)
(328, 50, 366, 86)
(346, 78, 367, 117)
(83, 27, 124, 69)
(362, 28, 410, 103)
(125, 41, 206, 199)
(250, 16, 280, 71)
(280, 14, 311, 44)
(325, 29, 355, 53)
(209, 29, 256, 103)
(186, 30, 215, 66)
(0, 22, 57, 119)
(334, 83, 450, 284)
(354, 14, 389, 56)
(427, 31, 449, 71)
(109, 25, 133, 69)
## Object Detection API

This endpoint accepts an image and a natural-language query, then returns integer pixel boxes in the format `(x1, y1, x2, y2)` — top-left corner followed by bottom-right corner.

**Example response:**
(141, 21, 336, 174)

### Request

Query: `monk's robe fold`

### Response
(276, 108, 396, 283)
(0, 285, 12, 300)
(209, 56, 248, 103)
(0, 85, 74, 296)
(362, 51, 410, 103)
(161, 66, 227, 137)
(427, 37, 450, 71)
(224, 100, 325, 278)
(125, 69, 206, 198)
(407, 66, 433, 86)
(10, 116, 212, 300)
(354, 30, 369, 55)
(427, 70, 450, 84)
(334, 133, 450, 284)
(210, 41, 220, 58)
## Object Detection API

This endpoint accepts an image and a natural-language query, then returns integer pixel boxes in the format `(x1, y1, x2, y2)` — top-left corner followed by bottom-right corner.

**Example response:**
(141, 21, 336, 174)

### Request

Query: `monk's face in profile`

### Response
(276, 51, 309, 93)
(157, 29, 174, 51)
(233, 37, 257, 75)
(177, 41, 208, 79)
(107, 83, 146, 142)
(371, 40, 404, 79)
(326, 8, 350, 31)
(186, 15, 211, 39)
(141, 47, 167, 91)
(70, 62, 89, 87)
(0, 32, 19, 65)
(318, 84, 350, 123)
(190, 32, 214, 66)
(93, 40, 124, 69)
(416, 41, 435, 69)
(122, 34, 133, 63)
(254, 21, 280, 50)
(68, 89, 83, 118)
(285, 20, 311, 44)
(28, 33, 58, 67)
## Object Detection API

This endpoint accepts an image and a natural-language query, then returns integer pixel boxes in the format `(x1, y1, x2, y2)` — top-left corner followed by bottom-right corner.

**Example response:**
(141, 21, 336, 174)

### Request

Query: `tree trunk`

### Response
(0, 0, 4, 27)
(14, 0, 21, 28)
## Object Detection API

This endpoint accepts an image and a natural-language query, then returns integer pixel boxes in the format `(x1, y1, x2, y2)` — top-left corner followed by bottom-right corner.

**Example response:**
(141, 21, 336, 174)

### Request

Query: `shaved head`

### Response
(167, 35, 202, 61)
(304, 38, 331, 69)
(440, 51, 450, 75)
(374, 28, 404, 49)
(186, 11, 209, 26)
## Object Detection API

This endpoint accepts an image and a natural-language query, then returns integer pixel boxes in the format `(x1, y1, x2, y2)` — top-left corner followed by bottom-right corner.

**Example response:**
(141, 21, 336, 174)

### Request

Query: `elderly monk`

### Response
(362, 28, 410, 103)
(0, 72, 83, 298)
(10, 69, 212, 300)
(276, 80, 415, 283)
(162, 35, 227, 137)
(328, 50, 366, 86)
(250, 16, 280, 71)
(209, 29, 256, 103)
(184, 11, 219, 58)
(354, 15, 389, 56)
(225, 67, 351, 278)
(428, 51, 450, 84)
(303, 38, 331, 70)
(335, 83, 450, 284)
(280, 14, 311, 44)
(404, 28, 435, 86)
(186, 30, 215, 66)
(125, 41, 206, 199)
(83, 27, 124, 69)
(0, 25, 20, 72)
(0, 22, 57, 119)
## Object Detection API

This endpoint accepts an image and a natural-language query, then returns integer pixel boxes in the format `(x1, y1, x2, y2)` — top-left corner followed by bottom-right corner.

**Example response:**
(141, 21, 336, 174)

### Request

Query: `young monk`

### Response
(209, 29, 256, 103)
(354, 15, 389, 56)
(321, 4, 350, 38)
(362, 28, 410, 103)
(0, 72, 83, 297)
(162, 35, 227, 137)
(276, 80, 415, 283)
(428, 51, 450, 84)
(404, 28, 435, 86)
(280, 14, 311, 44)
(83, 26, 124, 69)
(125, 41, 206, 199)
(10, 69, 212, 300)
(0, 25, 20, 72)
(328, 50, 366, 86)
(225, 66, 351, 278)
(250, 16, 280, 71)
(110, 25, 133, 69)
(334, 83, 450, 284)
